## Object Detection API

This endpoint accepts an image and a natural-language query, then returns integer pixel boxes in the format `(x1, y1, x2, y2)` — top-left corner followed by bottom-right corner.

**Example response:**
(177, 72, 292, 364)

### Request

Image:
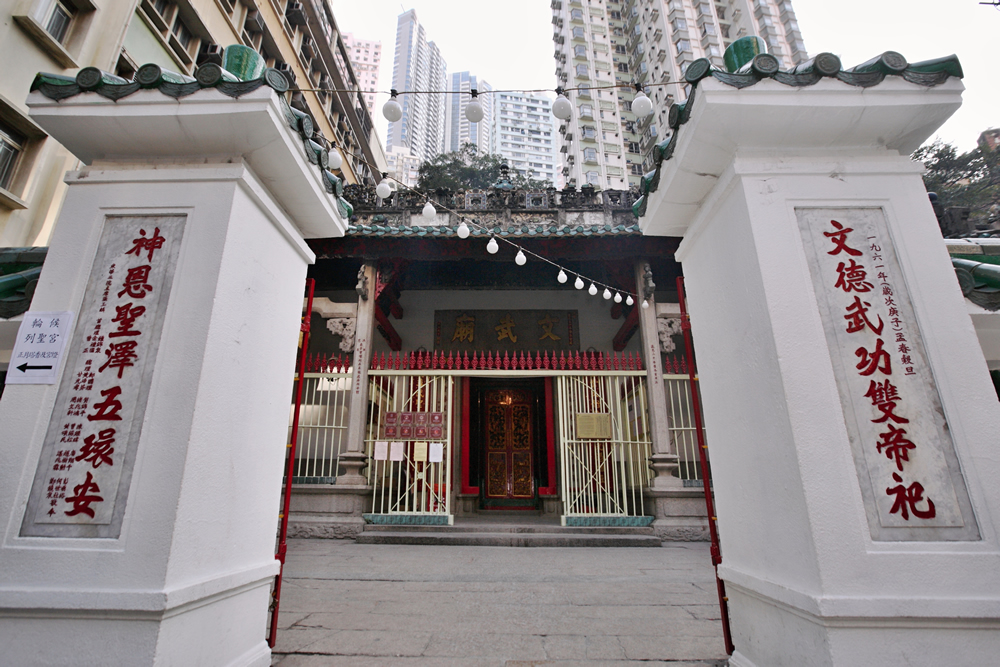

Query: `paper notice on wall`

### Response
(429, 442, 444, 463)
(373, 441, 388, 461)
(389, 441, 404, 461)
(413, 441, 428, 462)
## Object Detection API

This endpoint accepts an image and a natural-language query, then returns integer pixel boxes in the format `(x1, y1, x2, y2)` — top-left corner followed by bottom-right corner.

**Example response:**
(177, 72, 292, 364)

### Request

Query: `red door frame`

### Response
(459, 376, 557, 496)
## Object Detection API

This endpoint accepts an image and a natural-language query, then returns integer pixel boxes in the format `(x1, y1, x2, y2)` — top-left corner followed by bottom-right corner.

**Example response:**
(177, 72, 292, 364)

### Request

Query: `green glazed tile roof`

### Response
(631, 52, 964, 219)
(346, 222, 643, 238)
(30, 62, 355, 222)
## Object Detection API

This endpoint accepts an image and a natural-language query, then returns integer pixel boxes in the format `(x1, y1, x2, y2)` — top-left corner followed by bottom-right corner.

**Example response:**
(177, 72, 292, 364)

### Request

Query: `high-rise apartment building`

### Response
(552, 0, 807, 189)
(387, 10, 448, 164)
(342, 33, 382, 113)
(494, 92, 558, 187)
(0, 0, 388, 247)
(445, 72, 494, 155)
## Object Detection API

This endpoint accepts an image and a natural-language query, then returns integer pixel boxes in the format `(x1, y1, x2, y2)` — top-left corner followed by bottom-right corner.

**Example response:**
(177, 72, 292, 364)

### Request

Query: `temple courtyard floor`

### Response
(270, 538, 730, 666)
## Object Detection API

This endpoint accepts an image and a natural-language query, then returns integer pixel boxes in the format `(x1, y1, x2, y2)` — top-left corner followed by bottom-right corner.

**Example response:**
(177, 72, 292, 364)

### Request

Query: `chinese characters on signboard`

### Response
(797, 208, 978, 541)
(21, 216, 185, 539)
(6, 312, 74, 385)
(434, 310, 580, 353)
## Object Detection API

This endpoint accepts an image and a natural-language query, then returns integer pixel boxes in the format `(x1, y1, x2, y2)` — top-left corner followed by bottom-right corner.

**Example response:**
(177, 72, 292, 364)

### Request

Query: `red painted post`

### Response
(677, 276, 735, 656)
(268, 277, 315, 648)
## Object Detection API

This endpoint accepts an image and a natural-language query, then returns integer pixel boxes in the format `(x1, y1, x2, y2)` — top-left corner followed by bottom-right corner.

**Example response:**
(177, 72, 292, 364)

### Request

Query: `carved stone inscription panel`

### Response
(21, 215, 185, 538)
(797, 207, 978, 541)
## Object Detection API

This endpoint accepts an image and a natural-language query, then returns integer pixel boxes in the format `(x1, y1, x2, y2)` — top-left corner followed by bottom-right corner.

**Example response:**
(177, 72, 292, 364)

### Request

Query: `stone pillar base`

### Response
(648, 453, 685, 489)
(335, 451, 369, 485)
(287, 484, 372, 539)
(645, 487, 710, 541)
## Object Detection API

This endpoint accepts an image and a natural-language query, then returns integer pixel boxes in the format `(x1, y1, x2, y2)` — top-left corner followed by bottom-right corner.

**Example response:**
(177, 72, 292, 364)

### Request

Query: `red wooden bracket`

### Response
(375, 304, 402, 350)
(612, 305, 639, 351)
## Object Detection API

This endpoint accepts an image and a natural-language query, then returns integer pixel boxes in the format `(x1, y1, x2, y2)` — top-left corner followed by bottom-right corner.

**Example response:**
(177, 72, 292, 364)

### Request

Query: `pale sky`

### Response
(329, 0, 998, 153)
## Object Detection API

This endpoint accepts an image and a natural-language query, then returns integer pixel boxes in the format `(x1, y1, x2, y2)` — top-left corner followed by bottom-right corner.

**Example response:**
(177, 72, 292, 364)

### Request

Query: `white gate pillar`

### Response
(0, 83, 346, 665)
(642, 72, 1000, 666)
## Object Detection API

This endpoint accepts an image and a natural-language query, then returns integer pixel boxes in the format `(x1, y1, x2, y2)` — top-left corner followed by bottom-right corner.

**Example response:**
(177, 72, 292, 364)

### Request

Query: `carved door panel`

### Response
(484, 389, 534, 499)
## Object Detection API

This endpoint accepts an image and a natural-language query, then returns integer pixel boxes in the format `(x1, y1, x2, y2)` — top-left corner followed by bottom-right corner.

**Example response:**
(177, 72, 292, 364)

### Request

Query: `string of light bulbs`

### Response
(330, 139, 651, 309)
(380, 81, 659, 124)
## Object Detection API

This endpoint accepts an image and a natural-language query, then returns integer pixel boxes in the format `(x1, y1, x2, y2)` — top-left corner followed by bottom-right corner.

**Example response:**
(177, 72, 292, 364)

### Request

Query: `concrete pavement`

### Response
(270, 538, 730, 666)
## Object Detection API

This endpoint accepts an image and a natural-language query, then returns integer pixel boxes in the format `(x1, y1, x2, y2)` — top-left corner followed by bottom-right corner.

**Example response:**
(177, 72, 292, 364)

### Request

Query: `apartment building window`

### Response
(672, 18, 687, 32)
(609, 10, 621, 19)
(676, 40, 691, 54)
(0, 122, 25, 192)
(579, 104, 593, 118)
(45, 0, 74, 42)
(581, 126, 597, 140)
(627, 141, 640, 154)
(572, 26, 585, 39)
(574, 44, 587, 57)
(570, 8, 584, 20)
(576, 64, 589, 77)
(615, 44, 626, 54)
(583, 147, 598, 162)
(172, 15, 193, 49)
(616, 62, 628, 73)
(585, 171, 600, 185)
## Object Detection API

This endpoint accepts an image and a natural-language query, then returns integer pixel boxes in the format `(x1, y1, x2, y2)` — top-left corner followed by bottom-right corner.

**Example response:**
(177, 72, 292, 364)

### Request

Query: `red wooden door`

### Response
(484, 389, 534, 499)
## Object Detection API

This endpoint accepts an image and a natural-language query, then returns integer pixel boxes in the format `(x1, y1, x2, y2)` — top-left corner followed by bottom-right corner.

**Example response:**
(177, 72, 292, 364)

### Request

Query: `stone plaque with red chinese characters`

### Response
(798, 208, 978, 541)
(21, 215, 185, 538)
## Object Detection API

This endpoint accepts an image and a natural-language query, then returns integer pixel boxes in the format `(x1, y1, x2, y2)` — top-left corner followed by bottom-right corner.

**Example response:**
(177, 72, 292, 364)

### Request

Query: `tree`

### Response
(416, 143, 549, 192)
(912, 139, 1000, 228)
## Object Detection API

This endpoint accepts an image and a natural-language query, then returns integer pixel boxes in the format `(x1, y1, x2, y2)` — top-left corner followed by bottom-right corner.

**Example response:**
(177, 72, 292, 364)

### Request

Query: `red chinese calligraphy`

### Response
(855, 338, 892, 376)
(834, 259, 873, 293)
(126, 227, 166, 262)
(99, 341, 138, 378)
(823, 220, 863, 257)
(117, 265, 153, 299)
(64, 471, 103, 518)
(886, 473, 936, 520)
(87, 386, 123, 421)
(108, 303, 145, 338)
(75, 428, 115, 468)
(844, 297, 884, 335)
(864, 379, 909, 424)
(876, 424, 916, 471)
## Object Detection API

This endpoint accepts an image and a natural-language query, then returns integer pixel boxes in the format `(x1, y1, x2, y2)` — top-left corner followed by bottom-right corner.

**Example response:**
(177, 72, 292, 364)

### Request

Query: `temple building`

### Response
(286, 177, 710, 538)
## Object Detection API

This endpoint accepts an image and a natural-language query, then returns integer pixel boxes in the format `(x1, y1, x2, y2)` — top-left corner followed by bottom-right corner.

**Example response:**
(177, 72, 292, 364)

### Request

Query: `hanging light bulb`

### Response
(626, 295, 634, 306)
(375, 172, 392, 200)
(588, 282, 598, 296)
(641, 299, 650, 309)
(383, 89, 403, 122)
(465, 89, 484, 123)
(631, 84, 653, 116)
(552, 87, 573, 121)
(487, 237, 499, 254)
(329, 148, 343, 170)
(457, 219, 470, 239)
(603, 288, 612, 300)
(575, 276, 585, 290)
(614, 292, 622, 303)
(515, 249, 527, 266)
(422, 201, 437, 219)
(557, 269, 568, 283)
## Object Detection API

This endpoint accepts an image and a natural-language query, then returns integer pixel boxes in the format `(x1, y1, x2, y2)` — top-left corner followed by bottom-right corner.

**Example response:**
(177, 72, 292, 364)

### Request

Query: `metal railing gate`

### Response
(366, 372, 454, 523)
(555, 372, 653, 524)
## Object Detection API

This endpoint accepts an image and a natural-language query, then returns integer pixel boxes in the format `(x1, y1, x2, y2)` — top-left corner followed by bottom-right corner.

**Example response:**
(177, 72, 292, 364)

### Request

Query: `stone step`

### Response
(354, 530, 662, 548)
(361, 522, 655, 536)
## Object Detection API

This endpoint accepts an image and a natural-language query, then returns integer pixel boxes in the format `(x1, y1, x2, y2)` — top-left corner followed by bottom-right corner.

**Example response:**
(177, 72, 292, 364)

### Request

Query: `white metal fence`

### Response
(366, 372, 454, 522)
(555, 373, 654, 522)
(664, 375, 709, 483)
(287, 372, 351, 483)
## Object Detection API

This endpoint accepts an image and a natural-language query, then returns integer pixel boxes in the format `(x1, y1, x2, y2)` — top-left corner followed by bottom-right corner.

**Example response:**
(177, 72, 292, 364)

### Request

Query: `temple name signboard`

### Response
(797, 207, 978, 541)
(434, 310, 580, 353)
(20, 215, 185, 538)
